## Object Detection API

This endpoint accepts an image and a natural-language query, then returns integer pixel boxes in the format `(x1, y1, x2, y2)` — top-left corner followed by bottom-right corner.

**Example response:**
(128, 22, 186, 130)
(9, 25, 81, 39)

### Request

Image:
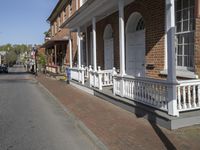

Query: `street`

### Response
(0, 65, 94, 150)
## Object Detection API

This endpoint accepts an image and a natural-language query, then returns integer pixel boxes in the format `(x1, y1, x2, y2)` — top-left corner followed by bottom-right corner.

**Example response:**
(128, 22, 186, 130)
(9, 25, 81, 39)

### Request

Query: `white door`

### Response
(104, 38, 114, 70)
(126, 30, 145, 77)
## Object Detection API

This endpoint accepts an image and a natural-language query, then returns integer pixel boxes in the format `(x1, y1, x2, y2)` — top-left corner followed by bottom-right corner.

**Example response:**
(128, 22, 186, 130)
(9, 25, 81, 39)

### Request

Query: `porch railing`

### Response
(46, 66, 57, 74)
(177, 80, 200, 112)
(70, 66, 85, 84)
(89, 66, 117, 90)
(113, 75, 168, 111)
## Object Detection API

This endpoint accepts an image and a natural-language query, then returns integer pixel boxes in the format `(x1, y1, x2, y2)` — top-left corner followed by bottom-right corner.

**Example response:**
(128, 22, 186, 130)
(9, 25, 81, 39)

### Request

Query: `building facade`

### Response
(43, 0, 78, 74)
(41, 0, 200, 128)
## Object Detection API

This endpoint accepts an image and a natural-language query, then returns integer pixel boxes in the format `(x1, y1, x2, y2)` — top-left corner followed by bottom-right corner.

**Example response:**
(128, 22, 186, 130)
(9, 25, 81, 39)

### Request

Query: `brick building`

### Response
(43, 0, 78, 74)
(46, 0, 200, 128)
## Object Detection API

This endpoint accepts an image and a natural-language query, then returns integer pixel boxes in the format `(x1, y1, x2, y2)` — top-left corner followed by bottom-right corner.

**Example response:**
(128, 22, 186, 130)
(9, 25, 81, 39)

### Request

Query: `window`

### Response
(69, 0, 72, 16)
(136, 18, 145, 31)
(57, 15, 61, 30)
(51, 25, 54, 36)
(175, 0, 195, 69)
(63, 9, 66, 21)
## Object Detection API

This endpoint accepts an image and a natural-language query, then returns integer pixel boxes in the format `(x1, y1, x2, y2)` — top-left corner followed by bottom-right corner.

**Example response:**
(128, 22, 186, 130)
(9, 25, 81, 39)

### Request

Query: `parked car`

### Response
(0, 66, 3, 73)
(2, 66, 8, 73)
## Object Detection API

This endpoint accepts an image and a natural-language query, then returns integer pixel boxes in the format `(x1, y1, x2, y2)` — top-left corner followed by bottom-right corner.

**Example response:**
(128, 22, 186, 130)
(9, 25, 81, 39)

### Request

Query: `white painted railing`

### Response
(84, 66, 89, 78)
(89, 66, 116, 90)
(70, 66, 85, 84)
(46, 66, 57, 74)
(177, 80, 200, 112)
(113, 75, 168, 111)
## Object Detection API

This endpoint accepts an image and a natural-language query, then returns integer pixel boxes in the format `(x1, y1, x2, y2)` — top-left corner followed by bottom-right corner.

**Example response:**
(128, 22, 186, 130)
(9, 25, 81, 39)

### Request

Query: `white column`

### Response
(118, 0, 126, 97)
(166, 0, 179, 116)
(76, 0, 79, 10)
(69, 32, 73, 68)
(118, 0, 125, 76)
(77, 28, 81, 69)
(92, 17, 97, 71)
(86, 28, 89, 67)
(54, 45, 57, 66)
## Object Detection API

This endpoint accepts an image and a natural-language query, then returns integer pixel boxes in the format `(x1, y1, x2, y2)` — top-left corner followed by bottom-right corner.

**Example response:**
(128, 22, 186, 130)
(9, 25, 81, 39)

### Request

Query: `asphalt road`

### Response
(0, 65, 94, 150)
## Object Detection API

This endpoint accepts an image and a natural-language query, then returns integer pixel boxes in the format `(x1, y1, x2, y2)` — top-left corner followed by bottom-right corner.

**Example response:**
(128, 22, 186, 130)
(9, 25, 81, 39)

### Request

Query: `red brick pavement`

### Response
(37, 75, 200, 150)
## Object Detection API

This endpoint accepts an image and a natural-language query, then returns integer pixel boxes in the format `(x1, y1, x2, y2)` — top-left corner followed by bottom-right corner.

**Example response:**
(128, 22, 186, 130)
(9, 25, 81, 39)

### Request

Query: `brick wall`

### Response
(195, 17, 200, 77)
(125, 0, 165, 78)
(96, 12, 119, 69)
(86, 0, 165, 78)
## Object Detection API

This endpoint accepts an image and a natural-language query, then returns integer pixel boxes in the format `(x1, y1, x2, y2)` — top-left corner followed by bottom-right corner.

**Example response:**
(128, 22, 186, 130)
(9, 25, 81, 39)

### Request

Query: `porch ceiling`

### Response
(62, 0, 135, 31)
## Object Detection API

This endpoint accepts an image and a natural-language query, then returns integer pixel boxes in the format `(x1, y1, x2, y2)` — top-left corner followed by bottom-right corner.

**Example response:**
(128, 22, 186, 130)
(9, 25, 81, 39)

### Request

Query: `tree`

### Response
(0, 44, 32, 65)
(38, 53, 46, 67)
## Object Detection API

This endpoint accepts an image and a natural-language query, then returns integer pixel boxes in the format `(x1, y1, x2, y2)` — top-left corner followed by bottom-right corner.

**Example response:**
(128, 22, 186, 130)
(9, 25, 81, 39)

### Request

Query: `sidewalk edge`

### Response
(37, 81, 109, 150)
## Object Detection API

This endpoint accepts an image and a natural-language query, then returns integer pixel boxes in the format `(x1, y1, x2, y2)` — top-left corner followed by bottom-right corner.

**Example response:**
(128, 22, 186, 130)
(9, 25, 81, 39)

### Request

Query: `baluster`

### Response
(153, 84, 156, 105)
(81, 65, 85, 85)
(98, 66, 102, 90)
(89, 66, 92, 87)
(157, 85, 160, 107)
(160, 86, 164, 108)
(136, 81, 138, 99)
(144, 82, 147, 102)
(130, 81, 132, 98)
(124, 80, 127, 97)
(154, 84, 157, 106)
(146, 83, 149, 103)
(177, 86, 182, 110)
(183, 86, 187, 109)
(198, 85, 200, 107)
(193, 85, 196, 108)
(140, 82, 144, 101)
(131, 81, 134, 99)
(188, 86, 192, 108)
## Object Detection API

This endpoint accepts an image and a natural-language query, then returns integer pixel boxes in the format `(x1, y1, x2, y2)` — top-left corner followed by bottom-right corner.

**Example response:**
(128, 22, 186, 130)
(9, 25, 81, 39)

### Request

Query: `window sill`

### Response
(160, 69, 198, 79)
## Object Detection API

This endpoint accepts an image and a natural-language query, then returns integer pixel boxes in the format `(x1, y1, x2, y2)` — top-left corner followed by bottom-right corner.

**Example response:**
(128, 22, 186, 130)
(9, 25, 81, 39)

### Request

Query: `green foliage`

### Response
(0, 44, 32, 65)
(37, 53, 46, 67)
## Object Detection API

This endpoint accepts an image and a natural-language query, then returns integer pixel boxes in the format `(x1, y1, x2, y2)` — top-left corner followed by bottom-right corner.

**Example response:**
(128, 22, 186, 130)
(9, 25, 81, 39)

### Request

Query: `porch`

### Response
(69, 67, 200, 113)
(63, 0, 200, 128)
(69, 74, 200, 129)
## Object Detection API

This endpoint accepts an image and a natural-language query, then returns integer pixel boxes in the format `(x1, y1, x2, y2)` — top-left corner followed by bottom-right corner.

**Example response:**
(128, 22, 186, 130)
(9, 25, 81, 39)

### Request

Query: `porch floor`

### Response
(70, 79, 200, 130)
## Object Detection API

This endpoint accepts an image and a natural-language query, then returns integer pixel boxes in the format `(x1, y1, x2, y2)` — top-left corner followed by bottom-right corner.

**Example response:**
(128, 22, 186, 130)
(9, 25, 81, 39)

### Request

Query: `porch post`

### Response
(69, 32, 73, 68)
(54, 44, 57, 66)
(92, 17, 97, 71)
(77, 27, 81, 69)
(118, 0, 125, 97)
(118, 0, 125, 76)
(166, 0, 179, 116)
(86, 29, 89, 67)
(51, 49, 53, 65)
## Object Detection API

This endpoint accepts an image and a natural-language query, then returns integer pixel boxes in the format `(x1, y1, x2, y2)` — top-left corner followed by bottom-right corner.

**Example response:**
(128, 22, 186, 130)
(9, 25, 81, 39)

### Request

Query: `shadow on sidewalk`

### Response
(135, 106, 177, 150)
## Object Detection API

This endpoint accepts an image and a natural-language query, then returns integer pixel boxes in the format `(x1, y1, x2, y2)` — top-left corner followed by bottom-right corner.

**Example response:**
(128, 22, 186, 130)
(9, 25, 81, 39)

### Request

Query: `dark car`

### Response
(0, 66, 3, 73)
(2, 66, 8, 73)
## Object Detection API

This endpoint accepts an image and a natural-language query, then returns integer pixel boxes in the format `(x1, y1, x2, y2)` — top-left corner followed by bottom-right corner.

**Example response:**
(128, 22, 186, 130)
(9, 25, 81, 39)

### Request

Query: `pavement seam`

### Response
(37, 80, 109, 150)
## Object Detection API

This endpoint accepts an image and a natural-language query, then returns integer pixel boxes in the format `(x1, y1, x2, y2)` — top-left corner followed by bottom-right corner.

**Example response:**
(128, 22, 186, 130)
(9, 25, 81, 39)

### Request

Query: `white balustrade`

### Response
(70, 66, 86, 84)
(177, 80, 200, 112)
(113, 75, 168, 111)
(89, 66, 116, 90)
(46, 66, 57, 73)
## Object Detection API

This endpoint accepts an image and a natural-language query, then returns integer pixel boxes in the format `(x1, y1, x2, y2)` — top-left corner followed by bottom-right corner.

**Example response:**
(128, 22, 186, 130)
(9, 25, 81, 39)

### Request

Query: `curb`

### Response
(37, 79, 109, 150)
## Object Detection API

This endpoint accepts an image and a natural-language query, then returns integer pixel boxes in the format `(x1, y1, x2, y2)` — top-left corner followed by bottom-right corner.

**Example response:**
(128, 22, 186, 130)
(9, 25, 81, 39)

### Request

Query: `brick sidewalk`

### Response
(37, 74, 200, 150)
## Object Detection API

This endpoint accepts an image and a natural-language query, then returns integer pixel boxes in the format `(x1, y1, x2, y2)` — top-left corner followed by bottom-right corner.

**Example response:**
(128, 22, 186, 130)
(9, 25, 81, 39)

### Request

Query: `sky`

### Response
(0, 0, 58, 46)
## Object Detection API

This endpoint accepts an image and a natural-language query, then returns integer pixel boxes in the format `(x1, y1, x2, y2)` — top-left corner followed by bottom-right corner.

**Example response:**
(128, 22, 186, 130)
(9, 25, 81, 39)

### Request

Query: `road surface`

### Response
(0, 65, 95, 150)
